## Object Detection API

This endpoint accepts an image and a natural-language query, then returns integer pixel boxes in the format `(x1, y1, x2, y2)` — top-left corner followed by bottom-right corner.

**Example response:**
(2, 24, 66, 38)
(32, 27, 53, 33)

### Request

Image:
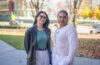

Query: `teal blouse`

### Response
(37, 30, 48, 49)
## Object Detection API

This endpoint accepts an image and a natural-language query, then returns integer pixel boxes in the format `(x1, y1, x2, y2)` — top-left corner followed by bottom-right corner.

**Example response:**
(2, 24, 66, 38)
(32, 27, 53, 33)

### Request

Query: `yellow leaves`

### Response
(79, 6, 92, 19)
(93, 6, 100, 19)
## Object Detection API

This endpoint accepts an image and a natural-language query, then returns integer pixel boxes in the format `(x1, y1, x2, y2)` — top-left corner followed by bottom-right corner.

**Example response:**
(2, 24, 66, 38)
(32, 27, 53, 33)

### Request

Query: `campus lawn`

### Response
(0, 31, 25, 50)
(0, 34, 24, 50)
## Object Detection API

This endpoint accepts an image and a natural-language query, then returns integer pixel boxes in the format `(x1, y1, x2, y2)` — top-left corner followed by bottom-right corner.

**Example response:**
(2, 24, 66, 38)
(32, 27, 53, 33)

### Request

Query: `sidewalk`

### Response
(0, 40, 27, 65)
(0, 40, 100, 65)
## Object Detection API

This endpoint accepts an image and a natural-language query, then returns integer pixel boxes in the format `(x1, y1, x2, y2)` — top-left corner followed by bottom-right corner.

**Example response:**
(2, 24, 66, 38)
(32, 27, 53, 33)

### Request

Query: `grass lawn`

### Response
(0, 34, 24, 50)
(0, 29, 25, 50)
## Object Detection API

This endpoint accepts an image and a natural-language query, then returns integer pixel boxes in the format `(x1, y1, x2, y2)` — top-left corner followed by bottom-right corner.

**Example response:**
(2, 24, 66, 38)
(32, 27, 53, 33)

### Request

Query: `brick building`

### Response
(0, 0, 15, 20)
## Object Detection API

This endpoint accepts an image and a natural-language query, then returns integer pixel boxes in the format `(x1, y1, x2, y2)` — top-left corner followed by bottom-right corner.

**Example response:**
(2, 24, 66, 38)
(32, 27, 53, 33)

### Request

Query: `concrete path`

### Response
(0, 40, 27, 65)
(0, 40, 100, 65)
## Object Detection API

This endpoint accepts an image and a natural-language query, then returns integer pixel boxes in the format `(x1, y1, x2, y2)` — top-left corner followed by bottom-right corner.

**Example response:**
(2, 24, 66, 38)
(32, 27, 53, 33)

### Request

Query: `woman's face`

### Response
(37, 13, 47, 25)
(57, 12, 68, 28)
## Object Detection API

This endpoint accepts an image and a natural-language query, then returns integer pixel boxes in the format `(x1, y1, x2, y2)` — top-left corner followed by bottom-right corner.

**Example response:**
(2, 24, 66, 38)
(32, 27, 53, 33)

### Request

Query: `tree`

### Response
(66, 0, 92, 27)
(93, 6, 100, 19)
(72, 0, 83, 28)
(65, 0, 84, 27)
(30, 0, 48, 18)
(79, 6, 92, 19)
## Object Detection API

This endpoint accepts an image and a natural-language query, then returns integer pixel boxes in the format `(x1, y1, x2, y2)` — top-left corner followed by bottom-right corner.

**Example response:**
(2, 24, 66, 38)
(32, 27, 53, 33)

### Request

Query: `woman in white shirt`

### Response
(52, 10, 78, 65)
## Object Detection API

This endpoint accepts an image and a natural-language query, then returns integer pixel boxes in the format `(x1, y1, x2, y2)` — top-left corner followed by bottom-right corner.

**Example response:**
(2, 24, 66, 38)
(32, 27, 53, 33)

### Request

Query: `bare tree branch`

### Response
(71, 0, 84, 27)
(30, 0, 36, 8)
(29, 0, 48, 17)
(40, 0, 45, 10)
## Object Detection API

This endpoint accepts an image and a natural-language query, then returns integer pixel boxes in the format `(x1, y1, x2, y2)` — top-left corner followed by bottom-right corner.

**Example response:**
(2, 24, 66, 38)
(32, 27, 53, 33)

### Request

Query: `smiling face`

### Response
(57, 12, 68, 28)
(37, 13, 47, 25)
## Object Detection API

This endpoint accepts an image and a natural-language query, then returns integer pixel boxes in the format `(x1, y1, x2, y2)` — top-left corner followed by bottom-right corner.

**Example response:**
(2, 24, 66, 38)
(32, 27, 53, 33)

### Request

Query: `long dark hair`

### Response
(34, 11, 50, 28)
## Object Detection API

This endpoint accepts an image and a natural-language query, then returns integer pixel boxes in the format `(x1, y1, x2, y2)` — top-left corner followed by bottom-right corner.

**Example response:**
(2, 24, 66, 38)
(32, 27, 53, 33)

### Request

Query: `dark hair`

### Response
(34, 11, 50, 28)
(58, 10, 68, 17)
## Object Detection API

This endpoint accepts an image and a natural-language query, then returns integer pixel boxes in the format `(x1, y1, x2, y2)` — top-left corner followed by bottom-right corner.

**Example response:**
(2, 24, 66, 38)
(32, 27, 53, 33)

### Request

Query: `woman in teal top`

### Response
(24, 11, 52, 65)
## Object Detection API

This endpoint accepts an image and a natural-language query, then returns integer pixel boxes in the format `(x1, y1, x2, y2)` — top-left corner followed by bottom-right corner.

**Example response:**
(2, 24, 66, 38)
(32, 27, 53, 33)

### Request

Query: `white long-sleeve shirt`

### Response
(52, 24, 78, 64)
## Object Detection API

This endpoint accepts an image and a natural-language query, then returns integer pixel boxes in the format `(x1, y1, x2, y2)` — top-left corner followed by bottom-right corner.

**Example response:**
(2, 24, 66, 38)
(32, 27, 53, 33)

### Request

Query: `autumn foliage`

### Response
(76, 39, 100, 59)
(79, 6, 92, 19)
(92, 6, 100, 19)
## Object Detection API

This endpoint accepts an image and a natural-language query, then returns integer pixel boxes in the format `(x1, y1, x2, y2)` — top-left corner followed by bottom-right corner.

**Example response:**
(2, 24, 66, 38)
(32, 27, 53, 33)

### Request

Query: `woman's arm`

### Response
(24, 30, 30, 54)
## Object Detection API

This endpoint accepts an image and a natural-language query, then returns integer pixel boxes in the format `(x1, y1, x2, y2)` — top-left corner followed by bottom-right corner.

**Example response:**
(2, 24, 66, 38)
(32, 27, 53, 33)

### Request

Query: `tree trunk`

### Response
(72, 0, 77, 28)
(73, 2, 76, 28)
(73, 8, 77, 28)
(36, 8, 39, 14)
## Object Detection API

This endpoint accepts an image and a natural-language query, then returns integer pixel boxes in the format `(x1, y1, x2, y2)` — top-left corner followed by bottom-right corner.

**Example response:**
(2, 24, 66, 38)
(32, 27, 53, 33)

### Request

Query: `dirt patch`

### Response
(0, 28, 26, 33)
(78, 33, 100, 39)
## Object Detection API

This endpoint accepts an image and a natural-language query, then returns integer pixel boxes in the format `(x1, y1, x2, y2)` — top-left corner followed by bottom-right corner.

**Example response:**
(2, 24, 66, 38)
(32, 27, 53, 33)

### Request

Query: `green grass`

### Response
(0, 34, 24, 50)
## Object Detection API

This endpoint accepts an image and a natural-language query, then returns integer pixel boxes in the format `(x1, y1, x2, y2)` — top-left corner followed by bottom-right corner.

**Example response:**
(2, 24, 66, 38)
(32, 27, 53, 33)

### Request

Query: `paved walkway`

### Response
(0, 40, 100, 65)
(0, 40, 26, 65)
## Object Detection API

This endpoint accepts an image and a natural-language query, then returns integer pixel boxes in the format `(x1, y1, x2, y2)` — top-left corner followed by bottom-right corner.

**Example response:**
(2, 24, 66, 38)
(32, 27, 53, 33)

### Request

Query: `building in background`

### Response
(0, 0, 99, 22)
(0, 0, 49, 22)
(0, 0, 15, 21)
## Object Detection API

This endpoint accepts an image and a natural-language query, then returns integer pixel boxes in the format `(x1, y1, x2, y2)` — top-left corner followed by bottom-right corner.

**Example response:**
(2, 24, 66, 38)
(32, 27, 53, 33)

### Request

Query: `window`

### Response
(0, 0, 9, 11)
